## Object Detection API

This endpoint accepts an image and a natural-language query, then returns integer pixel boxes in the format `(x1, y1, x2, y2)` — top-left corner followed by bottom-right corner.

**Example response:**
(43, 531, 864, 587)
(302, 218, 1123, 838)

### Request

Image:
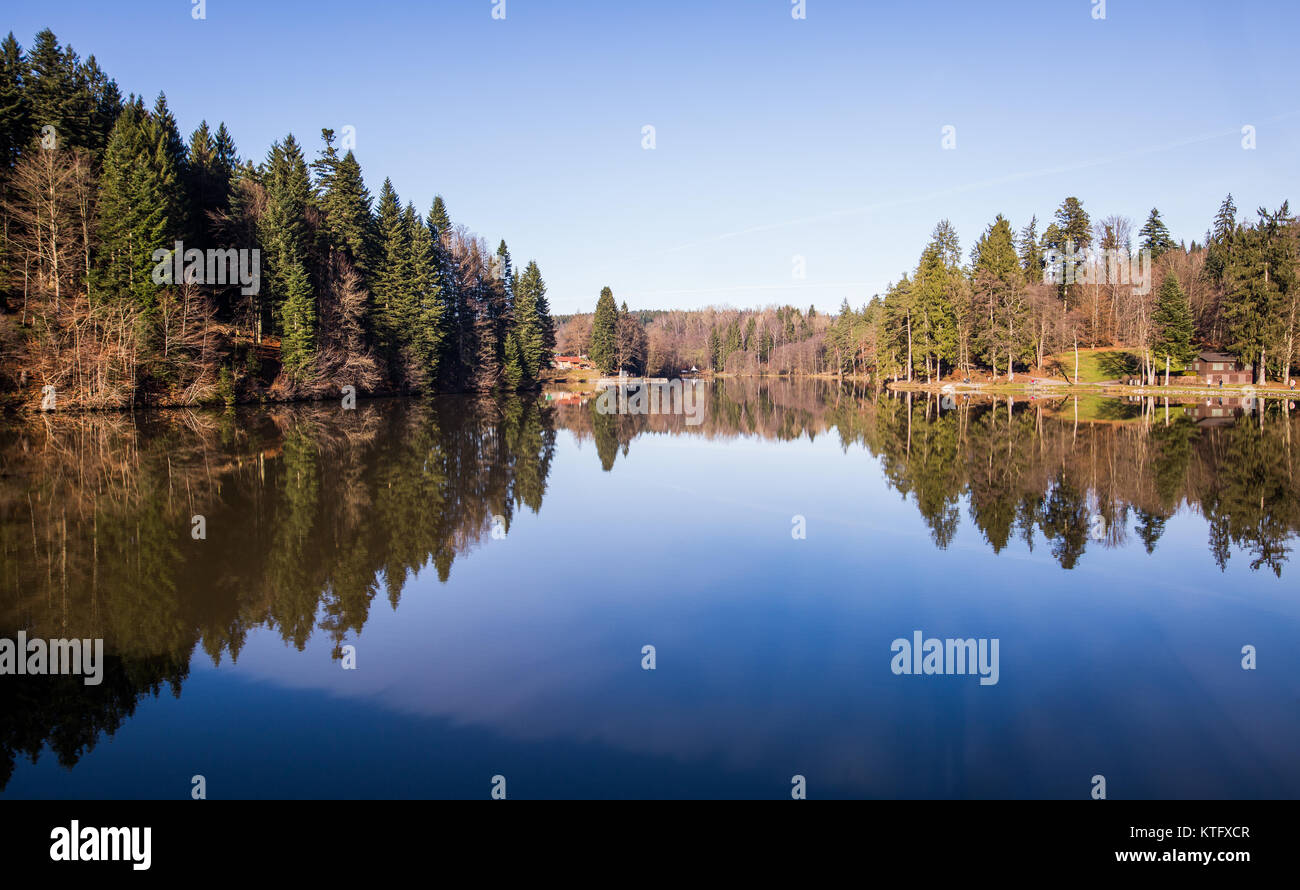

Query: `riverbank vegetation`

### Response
(566, 198, 1296, 386)
(0, 29, 556, 411)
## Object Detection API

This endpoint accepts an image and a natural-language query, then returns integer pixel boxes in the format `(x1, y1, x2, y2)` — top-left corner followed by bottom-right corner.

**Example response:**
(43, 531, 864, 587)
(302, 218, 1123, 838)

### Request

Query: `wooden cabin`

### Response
(1189, 351, 1253, 386)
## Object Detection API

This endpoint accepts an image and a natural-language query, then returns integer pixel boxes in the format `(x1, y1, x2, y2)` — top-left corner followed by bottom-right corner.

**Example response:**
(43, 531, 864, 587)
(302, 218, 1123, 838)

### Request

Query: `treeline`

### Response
(558, 298, 833, 376)
(560, 195, 1297, 384)
(0, 29, 556, 409)
(835, 196, 1298, 384)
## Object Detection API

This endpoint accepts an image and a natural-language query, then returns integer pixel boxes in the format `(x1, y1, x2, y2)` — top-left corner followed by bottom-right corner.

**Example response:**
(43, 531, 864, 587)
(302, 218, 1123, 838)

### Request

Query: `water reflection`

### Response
(1, 382, 1296, 795)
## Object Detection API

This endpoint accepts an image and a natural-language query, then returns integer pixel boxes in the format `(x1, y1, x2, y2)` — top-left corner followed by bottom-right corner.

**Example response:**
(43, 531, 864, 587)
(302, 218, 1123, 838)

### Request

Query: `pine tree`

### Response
(590, 286, 619, 373)
(26, 30, 88, 150)
(152, 93, 186, 177)
(406, 203, 444, 388)
(502, 331, 525, 389)
(0, 33, 32, 169)
(96, 99, 185, 326)
(1205, 194, 1238, 285)
(1151, 271, 1196, 366)
(370, 178, 409, 372)
(280, 258, 316, 378)
(973, 214, 1025, 373)
(260, 134, 316, 369)
(1053, 197, 1091, 251)
(1223, 204, 1294, 380)
(312, 129, 373, 280)
(512, 260, 548, 381)
(1139, 208, 1177, 260)
(1017, 215, 1041, 282)
(82, 55, 120, 162)
(913, 220, 962, 380)
(428, 194, 450, 237)
(185, 120, 236, 246)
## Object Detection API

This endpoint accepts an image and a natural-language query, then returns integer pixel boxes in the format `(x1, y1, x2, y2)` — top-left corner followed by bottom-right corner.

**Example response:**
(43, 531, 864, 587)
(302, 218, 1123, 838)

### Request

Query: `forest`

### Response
(561, 198, 1298, 385)
(0, 29, 556, 410)
(3, 28, 1296, 408)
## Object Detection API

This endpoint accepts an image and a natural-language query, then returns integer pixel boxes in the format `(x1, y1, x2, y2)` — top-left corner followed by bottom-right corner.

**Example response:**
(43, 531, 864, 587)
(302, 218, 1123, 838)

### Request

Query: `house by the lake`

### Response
(1189, 351, 1253, 385)
(552, 354, 596, 371)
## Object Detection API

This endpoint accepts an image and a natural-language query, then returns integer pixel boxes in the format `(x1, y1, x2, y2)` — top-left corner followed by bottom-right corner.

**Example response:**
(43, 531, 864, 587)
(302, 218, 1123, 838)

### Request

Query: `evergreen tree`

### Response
(0, 33, 31, 169)
(312, 129, 373, 280)
(96, 99, 185, 325)
(502, 331, 525, 389)
(185, 120, 236, 246)
(260, 134, 316, 360)
(590, 286, 618, 373)
(1205, 194, 1238, 285)
(1139, 208, 1177, 260)
(1151, 271, 1196, 366)
(370, 178, 409, 370)
(973, 214, 1026, 373)
(406, 203, 445, 388)
(26, 30, 89, 150)
(1017, 215, 1041, 283)
(151, 93, 186, 178)
(512, 260, 549, 380)
(82, 55, 120, 162)
(1053, 197, 1091, 251)
(1223, 204, 1294, 379)
(913, 220, 962, 380)
(428, 194, 450, 237)
(280, 258, 316, 378)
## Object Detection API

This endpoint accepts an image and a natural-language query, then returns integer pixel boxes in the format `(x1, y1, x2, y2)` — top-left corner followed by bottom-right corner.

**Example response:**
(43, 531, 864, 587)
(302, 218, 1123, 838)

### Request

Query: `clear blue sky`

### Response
(11, 0, 1300, 314)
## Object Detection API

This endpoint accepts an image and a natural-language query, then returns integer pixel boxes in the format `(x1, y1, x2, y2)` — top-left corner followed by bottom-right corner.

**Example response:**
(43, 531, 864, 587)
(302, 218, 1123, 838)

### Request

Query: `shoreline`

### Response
(884, 380, 1296, 399)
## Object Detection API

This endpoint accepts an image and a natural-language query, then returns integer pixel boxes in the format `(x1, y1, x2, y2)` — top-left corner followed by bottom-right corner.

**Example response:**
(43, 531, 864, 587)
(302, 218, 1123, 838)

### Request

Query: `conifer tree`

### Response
(185, 120, 236, 246)
(1223, 204, 1294, 381)
(428, 195, 450, 237)
(312, 129, 373, 280)
(1017, 215, 1042, 283)
(27, 30, 88, 149)
(280, 259, 316, 378)
(511, 260, 549, 381)
(96, 99, 185, 324)
(370, 178, 409, 371)
(1139, 208, 1177, 260)
(260, 134, 316, 364)
(502, 330, 525, 389)
(0, 33, 31, 169)
(590, 286, 618, 373)
(1053, 197, 1091, 250)
(1151, 271, 1196, 366)
(406, 201, 445, 388)
(1205, 194, 1238, 285)
(913, 220, 962, 380)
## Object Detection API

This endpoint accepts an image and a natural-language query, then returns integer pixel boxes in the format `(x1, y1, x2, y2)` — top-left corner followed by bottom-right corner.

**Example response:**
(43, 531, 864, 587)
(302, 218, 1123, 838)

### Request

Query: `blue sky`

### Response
(10, 0, 1300, 314)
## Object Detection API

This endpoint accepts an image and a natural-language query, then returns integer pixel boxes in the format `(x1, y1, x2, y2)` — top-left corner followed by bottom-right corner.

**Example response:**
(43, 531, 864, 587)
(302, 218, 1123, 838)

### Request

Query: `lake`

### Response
(2, 381, 1297, 799)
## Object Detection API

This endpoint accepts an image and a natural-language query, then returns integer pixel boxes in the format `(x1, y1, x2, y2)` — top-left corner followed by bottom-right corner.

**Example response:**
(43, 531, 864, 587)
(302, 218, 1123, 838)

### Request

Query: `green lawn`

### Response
(1049, 349, 1188, 383)
(1056, 394, 1191, 423)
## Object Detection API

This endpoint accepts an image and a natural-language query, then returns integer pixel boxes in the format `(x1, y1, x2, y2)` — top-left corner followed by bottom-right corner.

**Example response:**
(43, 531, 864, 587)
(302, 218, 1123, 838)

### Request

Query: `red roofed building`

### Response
(552, 354, 595, 370)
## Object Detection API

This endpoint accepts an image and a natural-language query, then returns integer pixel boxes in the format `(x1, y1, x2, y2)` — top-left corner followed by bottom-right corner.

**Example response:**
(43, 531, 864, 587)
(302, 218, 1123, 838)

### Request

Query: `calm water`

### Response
(2, 381, 1297, 799)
